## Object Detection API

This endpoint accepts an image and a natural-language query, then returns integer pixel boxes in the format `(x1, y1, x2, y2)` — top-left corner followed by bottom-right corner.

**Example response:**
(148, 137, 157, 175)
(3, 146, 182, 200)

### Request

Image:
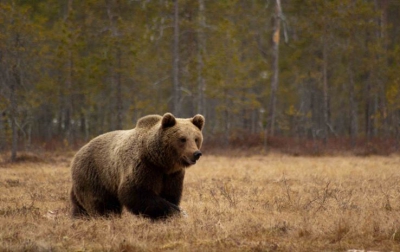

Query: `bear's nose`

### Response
(193, 151, 202, 161)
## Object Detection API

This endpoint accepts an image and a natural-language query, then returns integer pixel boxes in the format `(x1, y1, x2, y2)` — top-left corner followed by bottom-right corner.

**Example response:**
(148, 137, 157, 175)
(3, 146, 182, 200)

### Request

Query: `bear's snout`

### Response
(193, 151, 202, 161)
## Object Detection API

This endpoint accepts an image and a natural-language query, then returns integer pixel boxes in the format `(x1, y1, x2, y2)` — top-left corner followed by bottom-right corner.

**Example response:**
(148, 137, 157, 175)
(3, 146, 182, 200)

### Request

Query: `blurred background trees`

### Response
(1, 0, 399, 158)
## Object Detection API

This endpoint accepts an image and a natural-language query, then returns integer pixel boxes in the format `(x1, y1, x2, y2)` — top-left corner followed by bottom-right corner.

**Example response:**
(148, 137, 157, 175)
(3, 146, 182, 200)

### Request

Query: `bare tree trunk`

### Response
(363, 27, 374, 143)
(224, 102, 230, 147)
(106, 0, 123, 130)
(172, 0, 181, 115)
(0, 111, 5, 151)
(348, 64, 358, 148)
(396, 110, 400, 151)
(57, 77, 63, 135)
(10, 79, 17, 162)
(197, 0, 206, 116)
(269, 0, 282, 136)
(116, 47, 122, 129)
(63, 0, 73, 143)
(365, 78, 374, 143)
(64, 49, 73, 142)
(376, 0, 389, 136)
(10, 27, 23, 161)
(322, 35, 329, 146)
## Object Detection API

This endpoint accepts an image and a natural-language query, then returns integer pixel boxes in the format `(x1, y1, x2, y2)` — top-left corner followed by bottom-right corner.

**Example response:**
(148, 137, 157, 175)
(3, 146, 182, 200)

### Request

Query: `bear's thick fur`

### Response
(70, 113, 205, 220)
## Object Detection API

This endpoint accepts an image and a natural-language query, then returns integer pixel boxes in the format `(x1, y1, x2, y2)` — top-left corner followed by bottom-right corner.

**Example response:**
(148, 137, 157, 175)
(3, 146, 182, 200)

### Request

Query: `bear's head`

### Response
(159, 113, 205, 172)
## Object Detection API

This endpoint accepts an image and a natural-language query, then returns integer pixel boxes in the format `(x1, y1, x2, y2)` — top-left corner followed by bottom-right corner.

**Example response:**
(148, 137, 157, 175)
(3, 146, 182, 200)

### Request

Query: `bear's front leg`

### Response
(118, 173, 181, 220)
(119, 186, 180, 219)
(160, 169, 185, 206)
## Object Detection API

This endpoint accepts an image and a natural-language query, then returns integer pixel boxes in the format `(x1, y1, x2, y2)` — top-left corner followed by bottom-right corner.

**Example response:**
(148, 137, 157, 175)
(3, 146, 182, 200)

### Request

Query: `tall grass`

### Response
(1, 152, 400, 251)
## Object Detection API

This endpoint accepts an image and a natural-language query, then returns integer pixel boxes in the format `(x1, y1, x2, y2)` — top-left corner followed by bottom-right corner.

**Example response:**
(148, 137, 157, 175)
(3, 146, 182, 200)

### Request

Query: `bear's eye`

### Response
(195, 138, 199, 143)
(179, 137, 187, 143)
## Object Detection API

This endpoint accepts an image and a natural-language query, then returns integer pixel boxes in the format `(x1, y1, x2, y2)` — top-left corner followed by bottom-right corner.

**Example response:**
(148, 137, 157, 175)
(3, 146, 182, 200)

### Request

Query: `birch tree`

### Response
(106, 0, 123, 130)
(172, 0, 181, 115)
(269, 0, 283, 137)
(197, 0, 206, 116)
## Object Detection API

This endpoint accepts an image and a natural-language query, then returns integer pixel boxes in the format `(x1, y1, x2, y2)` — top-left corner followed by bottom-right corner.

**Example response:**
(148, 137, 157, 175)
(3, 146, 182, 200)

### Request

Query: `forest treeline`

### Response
(1, 0, 400, 159)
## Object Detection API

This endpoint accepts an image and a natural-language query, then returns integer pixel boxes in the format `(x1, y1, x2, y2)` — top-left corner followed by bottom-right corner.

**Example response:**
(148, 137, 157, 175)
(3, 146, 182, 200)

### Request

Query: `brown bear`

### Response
(70, 113, 204, 220)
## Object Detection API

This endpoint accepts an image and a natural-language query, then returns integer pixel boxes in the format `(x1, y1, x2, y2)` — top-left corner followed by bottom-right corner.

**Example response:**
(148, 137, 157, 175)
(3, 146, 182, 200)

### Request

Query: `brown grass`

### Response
(1, 152, 400, 251)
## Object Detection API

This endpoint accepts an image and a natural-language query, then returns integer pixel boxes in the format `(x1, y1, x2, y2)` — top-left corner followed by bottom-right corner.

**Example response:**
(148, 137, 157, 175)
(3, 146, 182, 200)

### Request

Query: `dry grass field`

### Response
(1, 151, 400, 251)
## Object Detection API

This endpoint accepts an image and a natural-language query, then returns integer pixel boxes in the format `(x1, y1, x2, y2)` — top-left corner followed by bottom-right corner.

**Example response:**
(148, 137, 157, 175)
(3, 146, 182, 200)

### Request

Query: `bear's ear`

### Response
(191, 114, 205, 131)
(162, 113, 176, 128)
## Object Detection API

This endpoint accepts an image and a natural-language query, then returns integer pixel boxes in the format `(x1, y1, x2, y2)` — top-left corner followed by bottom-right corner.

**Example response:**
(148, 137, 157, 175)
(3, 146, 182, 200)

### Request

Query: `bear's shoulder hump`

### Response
(136, 115, 162, 129)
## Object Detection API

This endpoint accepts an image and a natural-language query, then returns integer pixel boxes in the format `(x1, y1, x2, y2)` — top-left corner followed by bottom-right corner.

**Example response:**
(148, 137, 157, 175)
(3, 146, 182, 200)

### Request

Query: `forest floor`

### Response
(1, 151, 400, 252)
